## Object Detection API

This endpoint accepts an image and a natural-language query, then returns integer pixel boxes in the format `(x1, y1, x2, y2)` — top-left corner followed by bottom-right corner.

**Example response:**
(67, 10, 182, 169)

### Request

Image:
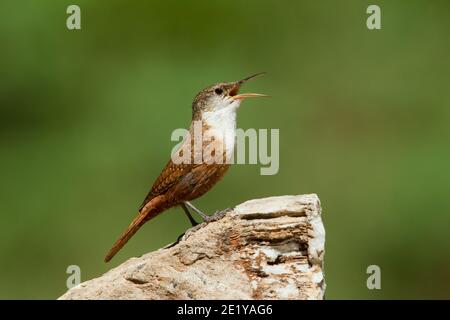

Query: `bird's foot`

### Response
(204, 207, 234, 222)
(167, 207, 234, 247)
(183, 201, 233, 223)
(166, 232, 186, 248)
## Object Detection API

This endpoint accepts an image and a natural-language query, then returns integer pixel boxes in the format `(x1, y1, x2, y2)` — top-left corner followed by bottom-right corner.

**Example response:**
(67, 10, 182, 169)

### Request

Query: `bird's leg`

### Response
(165, 232, 185, 248)
(184, 201, 233, 223)
(180, 203, 199, 227)
(165, 205, 199, 248)
(166, 203, 234, 248)
(184, 201, 212, 222)
(211, 207, 234, 220)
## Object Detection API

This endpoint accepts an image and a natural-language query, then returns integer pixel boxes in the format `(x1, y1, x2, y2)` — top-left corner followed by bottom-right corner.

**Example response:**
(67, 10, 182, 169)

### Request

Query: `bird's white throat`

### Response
(202, 104, 239, 159)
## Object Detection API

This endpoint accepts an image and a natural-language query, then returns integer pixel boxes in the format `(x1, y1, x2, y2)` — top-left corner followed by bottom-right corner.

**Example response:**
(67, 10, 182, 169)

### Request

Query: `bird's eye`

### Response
(214, 88, 223, 95)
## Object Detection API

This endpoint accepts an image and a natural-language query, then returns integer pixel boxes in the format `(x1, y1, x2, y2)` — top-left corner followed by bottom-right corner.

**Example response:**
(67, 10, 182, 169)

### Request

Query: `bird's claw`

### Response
(204, 207, 234, 222)
(168, 207, 234, 246)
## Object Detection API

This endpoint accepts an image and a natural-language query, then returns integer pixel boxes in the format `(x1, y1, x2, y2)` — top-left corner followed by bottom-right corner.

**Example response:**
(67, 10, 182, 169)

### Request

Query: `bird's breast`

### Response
(202, 107, 237, 162)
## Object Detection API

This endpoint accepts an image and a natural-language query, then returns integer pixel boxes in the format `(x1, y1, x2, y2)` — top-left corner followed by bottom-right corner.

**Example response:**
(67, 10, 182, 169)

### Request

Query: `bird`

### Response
(104, 73, 267, 262)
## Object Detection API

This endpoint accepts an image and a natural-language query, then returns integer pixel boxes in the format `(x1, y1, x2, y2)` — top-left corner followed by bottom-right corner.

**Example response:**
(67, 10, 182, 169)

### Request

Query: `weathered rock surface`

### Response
(59, 194, 325, 300)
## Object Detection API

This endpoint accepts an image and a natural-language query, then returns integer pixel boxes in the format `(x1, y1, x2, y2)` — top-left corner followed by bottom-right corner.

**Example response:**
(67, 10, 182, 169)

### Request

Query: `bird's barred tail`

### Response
(104, 196, 163, 262)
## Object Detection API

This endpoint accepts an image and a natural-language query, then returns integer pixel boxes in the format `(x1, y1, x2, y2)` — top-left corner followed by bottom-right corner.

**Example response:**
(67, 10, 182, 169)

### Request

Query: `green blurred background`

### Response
(1, 0, 449, 299)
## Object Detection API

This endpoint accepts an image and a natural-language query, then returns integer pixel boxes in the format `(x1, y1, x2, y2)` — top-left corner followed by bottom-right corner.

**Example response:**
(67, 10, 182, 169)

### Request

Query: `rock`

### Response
(59, 194, 325, 300)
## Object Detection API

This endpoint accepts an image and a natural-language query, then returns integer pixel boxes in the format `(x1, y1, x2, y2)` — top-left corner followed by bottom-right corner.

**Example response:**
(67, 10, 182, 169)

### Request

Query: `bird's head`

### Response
(192, 73, 267, 120)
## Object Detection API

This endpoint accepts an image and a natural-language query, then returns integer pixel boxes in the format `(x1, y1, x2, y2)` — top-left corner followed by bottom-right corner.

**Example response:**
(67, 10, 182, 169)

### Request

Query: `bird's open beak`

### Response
(231, 92, 268, 101)
(230, 72, 269, 101)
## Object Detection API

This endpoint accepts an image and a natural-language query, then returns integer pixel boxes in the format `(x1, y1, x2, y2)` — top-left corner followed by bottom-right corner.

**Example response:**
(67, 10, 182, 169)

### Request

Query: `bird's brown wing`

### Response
(138, 160, 199, 212)
(106, 160, 227, 263)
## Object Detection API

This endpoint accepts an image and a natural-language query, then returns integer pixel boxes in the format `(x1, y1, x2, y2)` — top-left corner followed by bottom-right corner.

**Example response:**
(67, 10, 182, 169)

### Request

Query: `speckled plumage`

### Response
(138, 131, 231, 214)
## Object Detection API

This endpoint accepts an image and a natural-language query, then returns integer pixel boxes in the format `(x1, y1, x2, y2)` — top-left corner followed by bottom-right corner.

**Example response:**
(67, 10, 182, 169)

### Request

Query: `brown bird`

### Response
(104, 73, 267, 262)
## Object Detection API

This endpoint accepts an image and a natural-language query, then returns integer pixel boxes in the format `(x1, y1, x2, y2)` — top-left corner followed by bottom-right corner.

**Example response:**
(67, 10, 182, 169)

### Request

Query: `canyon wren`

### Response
(104, 73, 267, 262)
